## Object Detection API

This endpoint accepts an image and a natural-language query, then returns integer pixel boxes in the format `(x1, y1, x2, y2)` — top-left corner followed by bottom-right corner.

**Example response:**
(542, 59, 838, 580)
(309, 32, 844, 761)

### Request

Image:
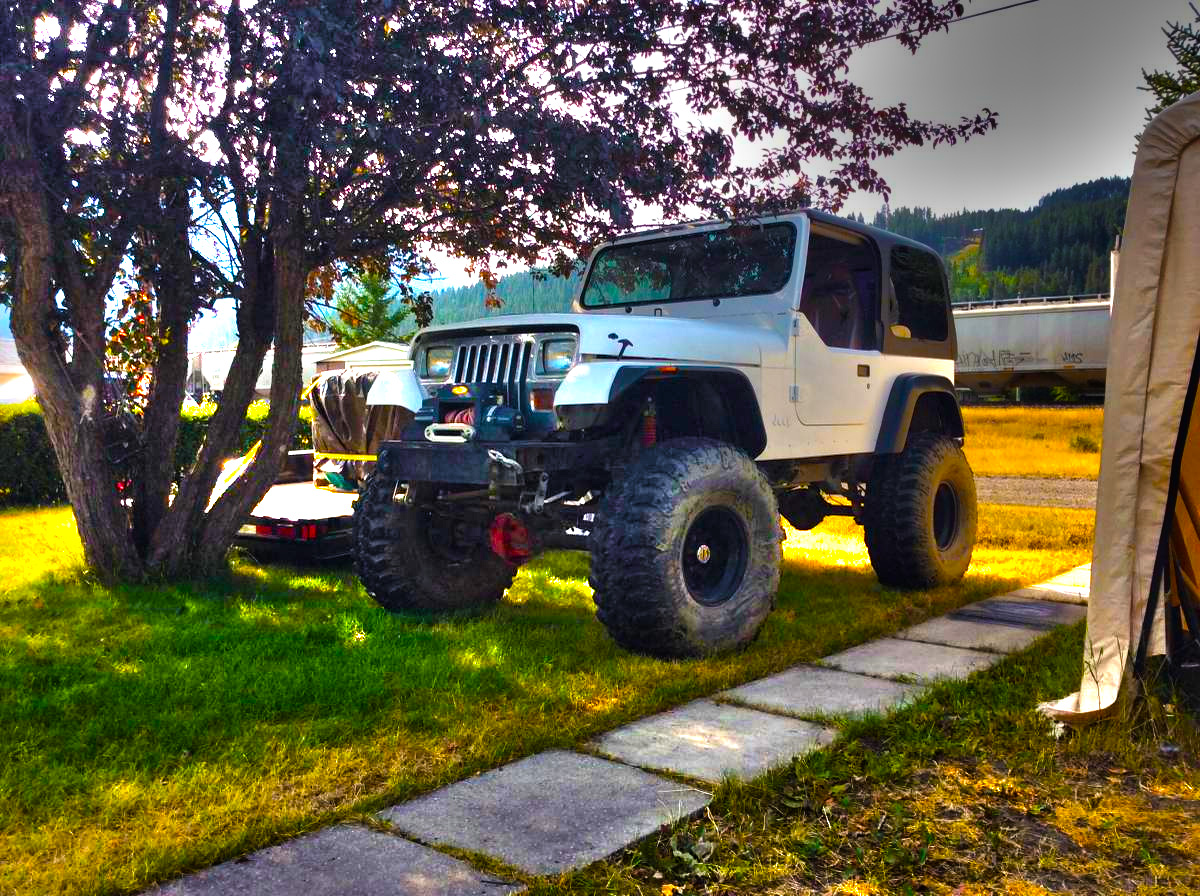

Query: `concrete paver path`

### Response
(822, 636, 1002, 683)
(382, 751, 709, 877)
(592, 699, 834, 784)
(721, 665, 924, 719)
(147, 825, 523, 896)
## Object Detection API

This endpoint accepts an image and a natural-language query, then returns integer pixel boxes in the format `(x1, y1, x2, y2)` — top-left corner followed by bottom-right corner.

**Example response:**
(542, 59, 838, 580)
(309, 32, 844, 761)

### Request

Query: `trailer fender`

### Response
(365, 368, 426, 413)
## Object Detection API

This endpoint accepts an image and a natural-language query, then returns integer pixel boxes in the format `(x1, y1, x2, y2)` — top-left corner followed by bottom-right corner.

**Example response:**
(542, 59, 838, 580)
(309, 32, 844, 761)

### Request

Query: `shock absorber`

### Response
(641, 396, 657, 447)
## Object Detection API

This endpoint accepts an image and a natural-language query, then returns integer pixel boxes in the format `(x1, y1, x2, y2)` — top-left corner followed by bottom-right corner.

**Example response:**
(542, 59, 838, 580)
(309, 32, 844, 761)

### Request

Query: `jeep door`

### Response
(793, 224, 882, 428)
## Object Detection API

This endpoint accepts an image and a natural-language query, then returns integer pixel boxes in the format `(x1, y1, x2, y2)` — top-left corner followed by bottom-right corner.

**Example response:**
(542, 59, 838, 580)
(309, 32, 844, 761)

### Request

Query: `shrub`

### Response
(177, 400, 312, 473)
(0, 400, 312, 508)
(0, 401, 68, 506)
(1069, 433, 1100, 454)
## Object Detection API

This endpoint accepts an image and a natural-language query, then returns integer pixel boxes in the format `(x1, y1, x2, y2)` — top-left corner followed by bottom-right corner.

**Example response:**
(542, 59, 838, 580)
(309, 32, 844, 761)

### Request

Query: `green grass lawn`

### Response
(963, 406, 1104, 479)
(545, 625, 1200, 895)
(0, 504, 1094, 896)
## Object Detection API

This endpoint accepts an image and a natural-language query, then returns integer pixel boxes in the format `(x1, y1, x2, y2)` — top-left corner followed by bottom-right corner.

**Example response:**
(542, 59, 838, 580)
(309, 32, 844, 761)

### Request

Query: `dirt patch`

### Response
(978, 476, 1097, 509)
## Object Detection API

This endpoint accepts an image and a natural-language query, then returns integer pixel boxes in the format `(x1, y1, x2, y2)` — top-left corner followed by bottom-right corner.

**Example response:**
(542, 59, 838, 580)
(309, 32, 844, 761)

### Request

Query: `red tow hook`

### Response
(489, 512, 532, 565)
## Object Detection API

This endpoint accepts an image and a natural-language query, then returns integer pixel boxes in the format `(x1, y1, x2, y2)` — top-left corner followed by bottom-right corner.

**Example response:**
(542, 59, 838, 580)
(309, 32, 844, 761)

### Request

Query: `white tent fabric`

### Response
(1041, 92, 1200, 723)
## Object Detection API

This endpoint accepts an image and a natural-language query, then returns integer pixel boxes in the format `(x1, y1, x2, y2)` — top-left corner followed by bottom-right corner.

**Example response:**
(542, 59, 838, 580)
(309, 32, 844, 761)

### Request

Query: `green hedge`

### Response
(0, 399, 312, 508)
(0, 401, 68, 507)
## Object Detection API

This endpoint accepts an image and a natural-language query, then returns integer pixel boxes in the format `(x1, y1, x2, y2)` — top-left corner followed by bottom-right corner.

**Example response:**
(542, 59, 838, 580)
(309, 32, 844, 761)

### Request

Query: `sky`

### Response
(838, 0, 1183, 217)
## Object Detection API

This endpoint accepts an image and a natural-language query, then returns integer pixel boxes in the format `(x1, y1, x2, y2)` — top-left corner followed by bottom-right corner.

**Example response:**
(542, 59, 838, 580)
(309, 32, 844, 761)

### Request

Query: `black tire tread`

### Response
(354, 475, 514, 613)
(864, 431, 977, 589)
(590, 437, 781, 658)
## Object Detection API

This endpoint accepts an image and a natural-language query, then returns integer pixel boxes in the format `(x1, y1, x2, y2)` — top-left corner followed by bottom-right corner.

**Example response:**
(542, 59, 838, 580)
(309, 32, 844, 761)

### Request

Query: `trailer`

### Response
(229, 451, 357, 561)
(952, 294, 1111, 396)
(224, 369, 412, 563)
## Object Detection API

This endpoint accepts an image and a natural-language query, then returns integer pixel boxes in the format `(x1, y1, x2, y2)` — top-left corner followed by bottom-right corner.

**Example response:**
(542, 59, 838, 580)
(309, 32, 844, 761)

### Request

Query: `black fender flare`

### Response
(607, 365, 769, 458)
(875, 373, 964, 454)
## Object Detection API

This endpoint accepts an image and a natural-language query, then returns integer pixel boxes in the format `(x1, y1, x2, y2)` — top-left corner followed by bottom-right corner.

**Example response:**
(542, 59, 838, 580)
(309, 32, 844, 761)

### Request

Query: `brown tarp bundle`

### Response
(1163, 357, 1200, 691)
(1041, 92, 1200, 722)
(310, 371, 412, 486)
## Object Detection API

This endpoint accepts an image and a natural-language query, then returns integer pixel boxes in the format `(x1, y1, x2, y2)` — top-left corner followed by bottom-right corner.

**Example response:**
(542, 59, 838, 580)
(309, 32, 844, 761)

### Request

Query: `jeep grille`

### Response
(452, 336, 534, 385)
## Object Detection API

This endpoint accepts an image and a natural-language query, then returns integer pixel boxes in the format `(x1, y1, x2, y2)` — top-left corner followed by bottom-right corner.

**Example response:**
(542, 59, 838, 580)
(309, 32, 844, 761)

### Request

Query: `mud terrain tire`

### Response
(864, 432, 977, 588)
(354, 475, 515, 613)
(590, 438, 782, 658)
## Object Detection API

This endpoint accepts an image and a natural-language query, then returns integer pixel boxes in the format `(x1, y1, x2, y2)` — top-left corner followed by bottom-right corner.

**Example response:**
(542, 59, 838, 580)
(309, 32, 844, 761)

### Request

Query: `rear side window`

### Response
(890, 246, 948, 341)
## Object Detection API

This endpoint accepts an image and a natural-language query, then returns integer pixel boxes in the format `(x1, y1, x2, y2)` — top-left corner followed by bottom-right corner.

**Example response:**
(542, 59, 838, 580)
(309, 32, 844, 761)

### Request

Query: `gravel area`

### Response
(976, 476, 1097, 509)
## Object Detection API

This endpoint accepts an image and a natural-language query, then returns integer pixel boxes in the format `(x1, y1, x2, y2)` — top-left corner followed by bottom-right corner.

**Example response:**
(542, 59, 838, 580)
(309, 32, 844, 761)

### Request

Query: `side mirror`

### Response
(890, 324, 912, 339)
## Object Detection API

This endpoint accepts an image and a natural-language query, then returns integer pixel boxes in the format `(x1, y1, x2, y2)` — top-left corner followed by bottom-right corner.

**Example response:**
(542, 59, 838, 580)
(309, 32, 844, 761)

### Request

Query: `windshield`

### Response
(581, 222, 796, 308)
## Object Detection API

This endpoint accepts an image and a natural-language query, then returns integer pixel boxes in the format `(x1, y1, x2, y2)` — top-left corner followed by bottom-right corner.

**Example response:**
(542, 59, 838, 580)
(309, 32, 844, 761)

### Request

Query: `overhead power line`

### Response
(861, 0, 1045, 46)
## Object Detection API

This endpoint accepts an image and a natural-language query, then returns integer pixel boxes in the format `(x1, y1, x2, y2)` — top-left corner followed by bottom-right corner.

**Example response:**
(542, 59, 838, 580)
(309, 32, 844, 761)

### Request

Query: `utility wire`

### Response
(860, 0, 1044, 46)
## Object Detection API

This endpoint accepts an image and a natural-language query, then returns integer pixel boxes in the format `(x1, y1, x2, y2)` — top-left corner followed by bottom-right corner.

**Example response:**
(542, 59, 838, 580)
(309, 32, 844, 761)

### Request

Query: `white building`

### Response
(187, 341, 342, 398)
(0, 338, 35, 405)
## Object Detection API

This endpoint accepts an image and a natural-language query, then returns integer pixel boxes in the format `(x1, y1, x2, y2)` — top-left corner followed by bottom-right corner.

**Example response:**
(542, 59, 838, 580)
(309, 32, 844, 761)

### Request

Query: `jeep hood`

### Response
(413, 313, 764, 367)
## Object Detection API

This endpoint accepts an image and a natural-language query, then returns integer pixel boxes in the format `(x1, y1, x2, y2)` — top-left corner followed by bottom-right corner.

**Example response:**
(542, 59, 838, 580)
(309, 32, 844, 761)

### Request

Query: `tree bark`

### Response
(193, 244, 306, 574)
(131, 181, 195, 557)
(1, 104, 143, 581)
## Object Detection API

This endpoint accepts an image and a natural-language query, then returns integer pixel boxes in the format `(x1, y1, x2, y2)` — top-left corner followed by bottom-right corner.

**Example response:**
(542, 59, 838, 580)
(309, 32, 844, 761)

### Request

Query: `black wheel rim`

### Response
(682, 506, 749, 606)
(933, 481, 960, 551)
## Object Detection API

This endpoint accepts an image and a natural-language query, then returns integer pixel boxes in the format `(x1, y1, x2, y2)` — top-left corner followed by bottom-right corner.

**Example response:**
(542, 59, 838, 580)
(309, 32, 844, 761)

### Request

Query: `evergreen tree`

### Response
(324, 273, 413, 347)
(1143, 3, 1200, 118)
(876, 177, 1127, 300)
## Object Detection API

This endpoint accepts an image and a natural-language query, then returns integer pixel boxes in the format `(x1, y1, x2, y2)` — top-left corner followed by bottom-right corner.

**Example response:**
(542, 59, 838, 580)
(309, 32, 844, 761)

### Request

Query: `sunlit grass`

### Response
(0, 504, 1093, 895)
(963, 406, 1103, 479)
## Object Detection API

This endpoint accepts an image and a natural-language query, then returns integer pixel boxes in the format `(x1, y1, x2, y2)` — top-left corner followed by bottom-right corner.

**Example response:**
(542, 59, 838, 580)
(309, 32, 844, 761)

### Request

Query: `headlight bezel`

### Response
(421, 345, 454, 380)
(539, 337, 578, 376)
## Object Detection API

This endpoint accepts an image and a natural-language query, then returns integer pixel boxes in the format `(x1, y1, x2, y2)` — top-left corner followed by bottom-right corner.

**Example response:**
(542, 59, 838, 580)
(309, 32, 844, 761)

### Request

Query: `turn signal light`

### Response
(451, 384, 469, 396)
(530, 387, 556, 411)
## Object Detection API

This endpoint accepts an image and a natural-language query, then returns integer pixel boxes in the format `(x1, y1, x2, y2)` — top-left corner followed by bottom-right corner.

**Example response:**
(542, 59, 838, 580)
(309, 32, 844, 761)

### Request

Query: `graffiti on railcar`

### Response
(957, 348, 1042, 370)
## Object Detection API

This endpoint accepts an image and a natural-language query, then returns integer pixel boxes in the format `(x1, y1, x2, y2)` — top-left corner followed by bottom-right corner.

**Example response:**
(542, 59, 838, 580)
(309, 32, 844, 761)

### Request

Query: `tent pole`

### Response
(1134, 328, 1200, 678)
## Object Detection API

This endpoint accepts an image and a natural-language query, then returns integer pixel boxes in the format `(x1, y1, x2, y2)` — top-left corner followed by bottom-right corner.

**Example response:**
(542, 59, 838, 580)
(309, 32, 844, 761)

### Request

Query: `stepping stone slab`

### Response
(950, 597, 1088, 630)
(720, 665, 923, 719)
(592, 699, 835, 784)
(895, 615, 1047, 654)
(380, 751, 709, 877)
(822, 637, 999, 683)
(1048, 564, 1092, 589)
(148, 824, 521, 896)
(1008, 584, 1089, 605)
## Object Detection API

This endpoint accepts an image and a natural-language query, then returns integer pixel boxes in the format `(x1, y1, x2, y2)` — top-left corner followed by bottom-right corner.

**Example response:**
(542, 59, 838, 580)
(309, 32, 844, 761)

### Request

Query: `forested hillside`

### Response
(878, 176, 1127, 300)
(424, 176, 1129, 319)
(430, 270, 580, 324)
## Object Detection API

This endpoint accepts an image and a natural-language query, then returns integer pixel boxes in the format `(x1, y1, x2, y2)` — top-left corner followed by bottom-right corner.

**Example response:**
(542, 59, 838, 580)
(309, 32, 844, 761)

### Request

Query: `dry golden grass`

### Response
(963, 406, 1104, 479)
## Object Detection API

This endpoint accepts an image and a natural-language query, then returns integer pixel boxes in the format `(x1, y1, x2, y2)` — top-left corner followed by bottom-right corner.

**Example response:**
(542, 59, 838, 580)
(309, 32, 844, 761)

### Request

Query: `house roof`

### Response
(318, 340, 410, 362)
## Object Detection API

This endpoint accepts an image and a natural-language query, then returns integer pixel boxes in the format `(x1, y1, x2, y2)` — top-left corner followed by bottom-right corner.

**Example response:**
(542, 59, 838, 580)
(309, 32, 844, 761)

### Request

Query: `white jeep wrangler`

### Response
(356, 210, 976, 658)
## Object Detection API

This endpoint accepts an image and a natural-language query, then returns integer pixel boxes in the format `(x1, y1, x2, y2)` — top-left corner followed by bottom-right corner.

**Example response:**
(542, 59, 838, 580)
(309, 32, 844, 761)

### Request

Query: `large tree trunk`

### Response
(193, 246, 306, 573)
(146, 235, 306, 579)
(131, 180, 196, 557)
(1, 108, 144, 581)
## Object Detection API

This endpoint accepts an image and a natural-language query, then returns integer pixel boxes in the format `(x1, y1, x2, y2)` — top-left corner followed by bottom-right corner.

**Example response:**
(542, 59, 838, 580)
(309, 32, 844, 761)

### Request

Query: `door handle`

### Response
(857, 364, 871, 378)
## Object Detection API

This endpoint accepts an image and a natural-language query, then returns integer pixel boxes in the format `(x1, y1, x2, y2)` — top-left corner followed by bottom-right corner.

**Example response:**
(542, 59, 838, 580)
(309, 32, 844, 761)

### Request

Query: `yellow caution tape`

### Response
(300, 375, 323, 400)
(313, 450, 378, 462)
(216, 439, 262, 491)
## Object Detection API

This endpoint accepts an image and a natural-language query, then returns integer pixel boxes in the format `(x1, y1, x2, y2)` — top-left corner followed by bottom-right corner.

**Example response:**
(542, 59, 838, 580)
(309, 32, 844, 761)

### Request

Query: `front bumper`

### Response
(376, 437, 616, 486)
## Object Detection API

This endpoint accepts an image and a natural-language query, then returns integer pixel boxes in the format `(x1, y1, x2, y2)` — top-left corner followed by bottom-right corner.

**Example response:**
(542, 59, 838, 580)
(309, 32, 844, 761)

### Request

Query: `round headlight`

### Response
(541, 339, 576, 375)
(424, 346, 453, 378)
